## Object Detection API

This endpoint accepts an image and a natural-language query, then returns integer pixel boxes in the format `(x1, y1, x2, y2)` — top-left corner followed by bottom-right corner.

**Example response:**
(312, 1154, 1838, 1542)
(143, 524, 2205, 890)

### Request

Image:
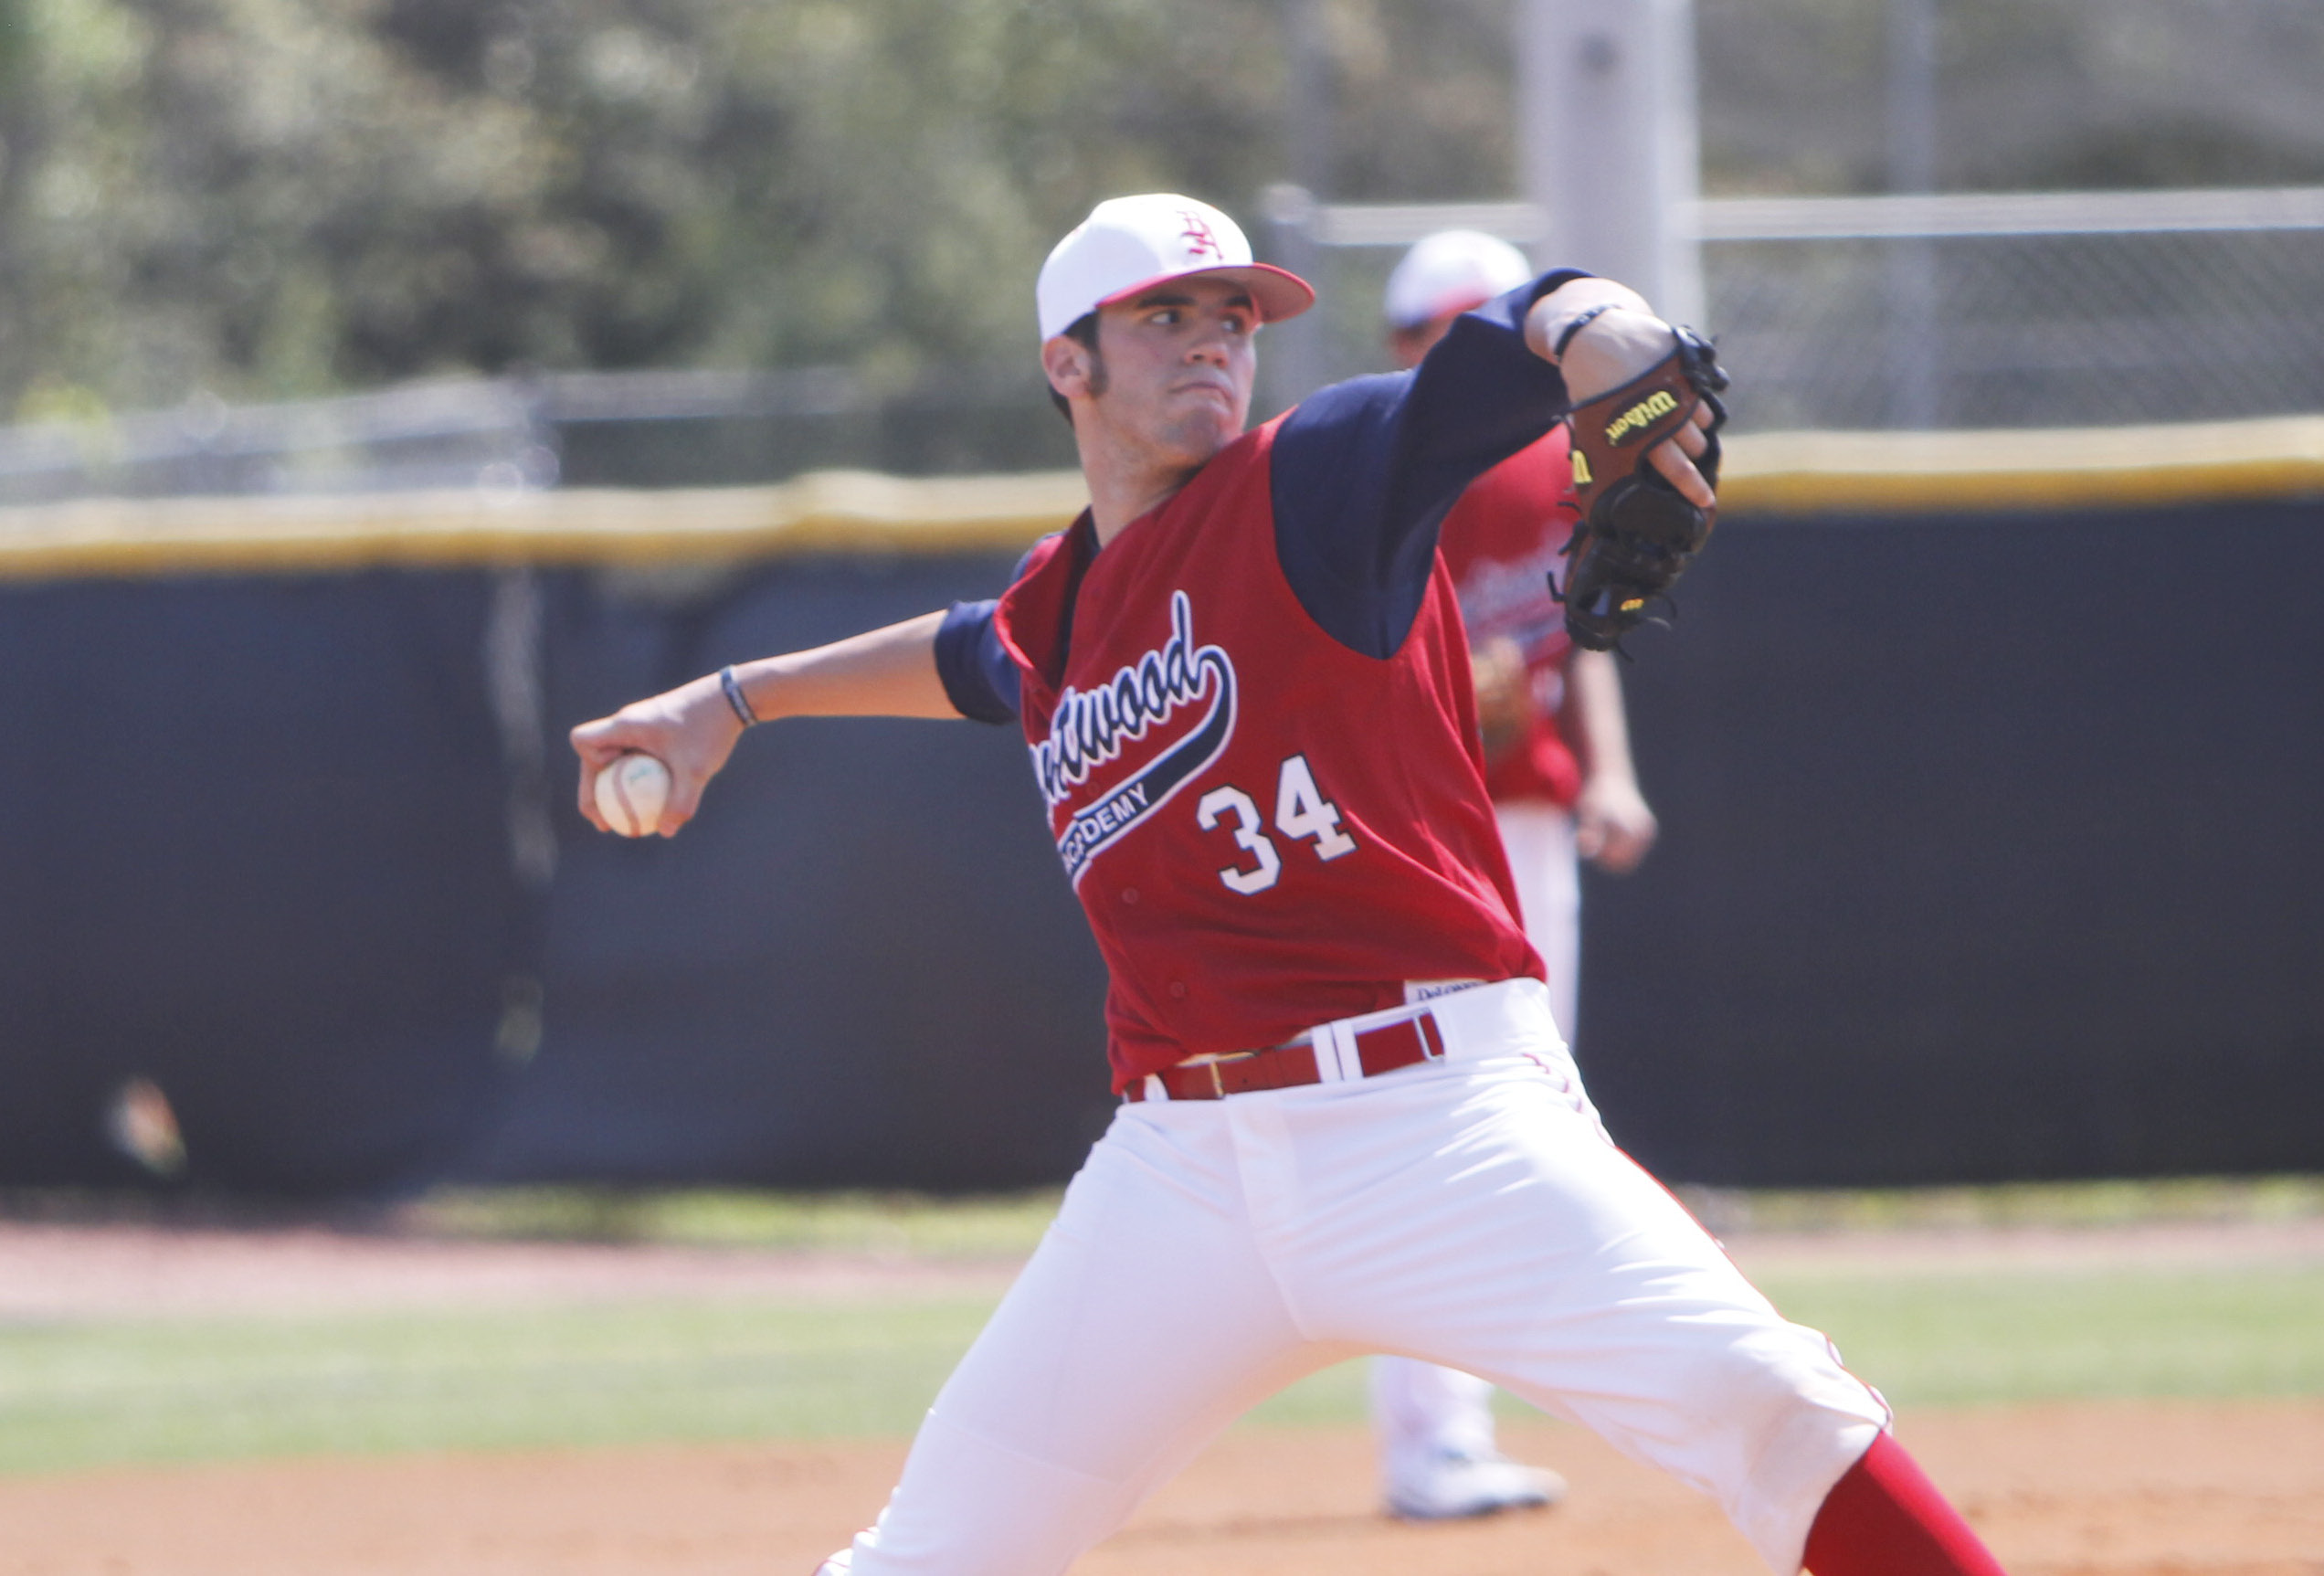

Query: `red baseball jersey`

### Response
(936, 273, 1587, 1088)
(1435, 428, 1585, 807)
(992, 419, 1541, 1086)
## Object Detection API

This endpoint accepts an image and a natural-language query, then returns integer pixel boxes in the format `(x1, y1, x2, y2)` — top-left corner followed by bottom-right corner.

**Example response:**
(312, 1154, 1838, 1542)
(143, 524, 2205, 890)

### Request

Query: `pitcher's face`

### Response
(1063, 277, 1259, 470)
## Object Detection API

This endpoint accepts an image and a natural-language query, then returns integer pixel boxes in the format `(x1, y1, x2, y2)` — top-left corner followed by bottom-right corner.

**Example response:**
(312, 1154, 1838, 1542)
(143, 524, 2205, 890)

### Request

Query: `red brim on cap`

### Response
(1096, 263, 1316, 325)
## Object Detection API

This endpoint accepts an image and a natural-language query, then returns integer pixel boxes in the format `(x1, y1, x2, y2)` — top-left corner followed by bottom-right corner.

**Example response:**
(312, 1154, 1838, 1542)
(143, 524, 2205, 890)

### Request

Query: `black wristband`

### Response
(1551, 302, 1618, 360)
(719, 665, 760, 727)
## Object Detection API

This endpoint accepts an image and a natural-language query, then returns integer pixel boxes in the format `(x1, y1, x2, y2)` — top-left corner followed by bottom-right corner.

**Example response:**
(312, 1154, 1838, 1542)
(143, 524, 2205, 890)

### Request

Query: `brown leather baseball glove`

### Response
(1555, 327, 1729, 651)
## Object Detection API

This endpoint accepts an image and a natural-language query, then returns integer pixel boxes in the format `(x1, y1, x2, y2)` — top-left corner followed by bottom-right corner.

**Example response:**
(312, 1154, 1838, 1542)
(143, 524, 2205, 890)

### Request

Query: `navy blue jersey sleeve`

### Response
(935, 599, 1020, 724)
(1272, 269, 1588, 658)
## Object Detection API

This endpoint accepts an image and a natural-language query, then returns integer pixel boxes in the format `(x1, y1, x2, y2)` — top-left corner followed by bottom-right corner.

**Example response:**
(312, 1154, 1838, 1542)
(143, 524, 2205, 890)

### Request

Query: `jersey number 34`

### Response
(1196, 754, 1357, 894)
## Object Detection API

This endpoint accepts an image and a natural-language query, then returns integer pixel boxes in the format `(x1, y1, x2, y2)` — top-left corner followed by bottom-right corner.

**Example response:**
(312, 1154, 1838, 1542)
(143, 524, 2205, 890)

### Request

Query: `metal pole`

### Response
(1262, 0, 1331, 414)
(1517, 0, 1705, 327)
(1886, 0, 1940, 427)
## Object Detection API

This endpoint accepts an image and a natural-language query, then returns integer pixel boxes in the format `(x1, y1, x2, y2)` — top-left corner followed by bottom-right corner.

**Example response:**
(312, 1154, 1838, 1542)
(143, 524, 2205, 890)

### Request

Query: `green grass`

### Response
(4, 1261, 2319, 1477)
(5, 1178, 2319, 1476)
(395, 1175, 2324, 1254)
(1758, 1263, 2324, 1408)
(0, 1298, 997, 1476)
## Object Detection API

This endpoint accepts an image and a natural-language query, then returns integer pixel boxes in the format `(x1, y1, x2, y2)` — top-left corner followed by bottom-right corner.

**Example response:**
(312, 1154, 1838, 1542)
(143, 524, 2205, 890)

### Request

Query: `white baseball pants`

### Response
(829, 979, 1887, 1576)
(1371, 799, 1580, 1481)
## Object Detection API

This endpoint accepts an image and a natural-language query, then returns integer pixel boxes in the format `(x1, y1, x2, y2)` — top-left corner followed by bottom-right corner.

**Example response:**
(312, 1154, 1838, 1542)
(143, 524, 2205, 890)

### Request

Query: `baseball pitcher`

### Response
(571, 194, 2008, 1576)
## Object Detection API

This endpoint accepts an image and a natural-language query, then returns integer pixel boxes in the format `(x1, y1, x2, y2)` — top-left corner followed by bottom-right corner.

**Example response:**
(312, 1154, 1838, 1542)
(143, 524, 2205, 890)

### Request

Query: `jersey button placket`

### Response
(1167, 981, 1188, 1000)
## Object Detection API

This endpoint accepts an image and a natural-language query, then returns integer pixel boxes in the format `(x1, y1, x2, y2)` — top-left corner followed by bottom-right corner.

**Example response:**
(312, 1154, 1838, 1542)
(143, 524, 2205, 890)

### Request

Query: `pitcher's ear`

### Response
(1042, 334, 1093, 401)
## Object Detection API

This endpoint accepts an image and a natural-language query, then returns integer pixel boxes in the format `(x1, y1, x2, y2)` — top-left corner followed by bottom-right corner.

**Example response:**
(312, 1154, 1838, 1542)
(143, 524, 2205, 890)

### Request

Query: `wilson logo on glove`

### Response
(1604, 388, 1681, 445)
(1553, 327, 1730, 653)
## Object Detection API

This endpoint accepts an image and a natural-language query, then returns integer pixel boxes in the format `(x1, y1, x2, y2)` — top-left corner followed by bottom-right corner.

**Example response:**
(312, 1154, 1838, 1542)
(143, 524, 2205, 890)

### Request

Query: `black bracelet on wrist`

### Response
(719, 665, 761, 728)
(1552, 302, 1619, 360)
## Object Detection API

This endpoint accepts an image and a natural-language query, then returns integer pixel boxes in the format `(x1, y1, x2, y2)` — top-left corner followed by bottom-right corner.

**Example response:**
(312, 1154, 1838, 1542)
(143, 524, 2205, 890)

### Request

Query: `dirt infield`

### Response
(5, 1401, 2320, 1576)
(0, 1216, 1024, 1318)
(6, 1211, 2321, 1575)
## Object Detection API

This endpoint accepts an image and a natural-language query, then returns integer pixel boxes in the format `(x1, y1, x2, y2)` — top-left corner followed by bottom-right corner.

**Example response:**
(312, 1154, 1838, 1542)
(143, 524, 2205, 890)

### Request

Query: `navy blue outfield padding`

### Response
(1, 502, 2318, 1194)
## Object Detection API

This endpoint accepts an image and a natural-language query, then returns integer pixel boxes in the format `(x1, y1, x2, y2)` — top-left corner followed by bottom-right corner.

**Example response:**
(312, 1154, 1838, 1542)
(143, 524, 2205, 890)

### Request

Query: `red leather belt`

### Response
(1125, 1011, 1447, 1102)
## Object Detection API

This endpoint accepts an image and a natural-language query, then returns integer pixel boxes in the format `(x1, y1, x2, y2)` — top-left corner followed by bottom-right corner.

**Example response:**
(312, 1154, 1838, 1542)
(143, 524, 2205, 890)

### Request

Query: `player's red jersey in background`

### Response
(996, 418, 1541, 1088)
(1434, 427, 1584, 808)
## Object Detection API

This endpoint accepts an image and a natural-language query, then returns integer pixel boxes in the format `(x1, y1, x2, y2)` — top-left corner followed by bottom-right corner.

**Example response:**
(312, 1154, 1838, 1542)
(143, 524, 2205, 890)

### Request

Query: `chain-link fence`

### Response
(1713, 228, 2324, 430)
(0, 365, 1070, 506)
(1, 186, 2316, 504)
(0, 381, 555, 506)
(1282, 185, 2324, 433)
(1702, 190, 2324, 430)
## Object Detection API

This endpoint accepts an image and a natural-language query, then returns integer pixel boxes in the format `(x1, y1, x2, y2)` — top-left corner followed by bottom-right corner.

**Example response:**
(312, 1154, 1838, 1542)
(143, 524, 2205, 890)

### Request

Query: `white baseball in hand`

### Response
(595, 752, 671, 838)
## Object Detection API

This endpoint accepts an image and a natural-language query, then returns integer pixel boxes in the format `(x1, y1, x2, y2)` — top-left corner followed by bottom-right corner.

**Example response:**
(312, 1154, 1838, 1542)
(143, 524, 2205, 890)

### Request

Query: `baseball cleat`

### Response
(1386, 1450, 1569, 1521)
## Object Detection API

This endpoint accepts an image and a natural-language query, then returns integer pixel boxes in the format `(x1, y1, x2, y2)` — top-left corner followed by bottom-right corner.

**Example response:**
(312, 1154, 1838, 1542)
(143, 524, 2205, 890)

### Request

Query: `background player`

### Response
(1362, 227, 1663, 1521)
(572, 194, 2008, 1576)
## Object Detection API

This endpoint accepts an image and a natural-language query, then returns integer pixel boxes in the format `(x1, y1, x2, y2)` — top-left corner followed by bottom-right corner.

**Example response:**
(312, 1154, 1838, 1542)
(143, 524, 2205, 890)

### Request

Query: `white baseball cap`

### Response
(1383, 229, 1536, 330)
(1036, 194, 1315, 342)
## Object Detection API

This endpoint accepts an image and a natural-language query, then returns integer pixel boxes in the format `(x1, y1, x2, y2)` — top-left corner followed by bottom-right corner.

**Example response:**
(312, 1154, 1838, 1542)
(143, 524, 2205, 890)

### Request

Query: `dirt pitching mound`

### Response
(6, 1400, 2319, 1576)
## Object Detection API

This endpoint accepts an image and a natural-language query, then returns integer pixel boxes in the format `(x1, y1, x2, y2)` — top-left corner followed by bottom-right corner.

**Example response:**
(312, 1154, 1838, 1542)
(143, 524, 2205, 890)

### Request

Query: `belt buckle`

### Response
(1337, 1007, 1442, 1081)
(1416, 1011, 1447, 1062)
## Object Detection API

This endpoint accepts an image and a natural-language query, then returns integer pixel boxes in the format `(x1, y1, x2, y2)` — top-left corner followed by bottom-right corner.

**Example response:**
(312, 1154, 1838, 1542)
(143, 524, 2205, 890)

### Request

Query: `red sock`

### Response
(1802, 1432, 2008, 1576)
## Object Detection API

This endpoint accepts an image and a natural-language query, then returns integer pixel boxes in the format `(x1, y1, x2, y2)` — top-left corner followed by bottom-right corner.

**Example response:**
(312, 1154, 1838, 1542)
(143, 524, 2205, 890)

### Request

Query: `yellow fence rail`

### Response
(0, 416, 2317, 582)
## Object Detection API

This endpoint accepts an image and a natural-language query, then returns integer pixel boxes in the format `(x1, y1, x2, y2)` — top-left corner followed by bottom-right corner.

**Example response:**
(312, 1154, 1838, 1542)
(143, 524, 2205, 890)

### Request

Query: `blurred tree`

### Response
(1696, 0, 2324, 196)
(1319, 0, 1515, 202)
(0, 0, 1299, 414)
(0, 0, 2316, 418)
(0, 0, 551, 411)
